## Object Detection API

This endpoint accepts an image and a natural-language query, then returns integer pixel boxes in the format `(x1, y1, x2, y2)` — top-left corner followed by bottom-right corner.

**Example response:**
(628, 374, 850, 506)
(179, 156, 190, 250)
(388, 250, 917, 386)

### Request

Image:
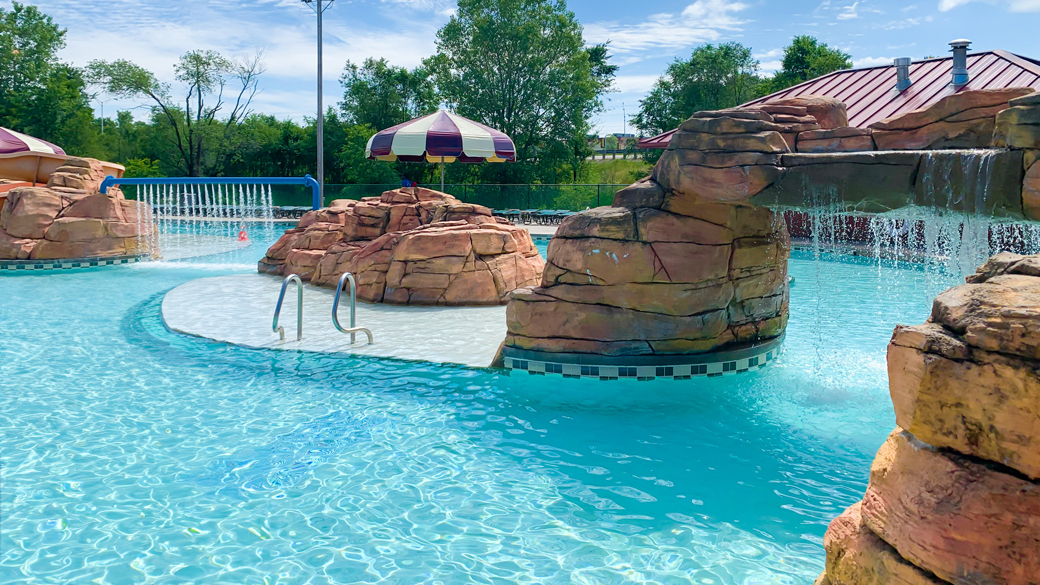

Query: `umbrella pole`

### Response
(440, 157, 445, 192)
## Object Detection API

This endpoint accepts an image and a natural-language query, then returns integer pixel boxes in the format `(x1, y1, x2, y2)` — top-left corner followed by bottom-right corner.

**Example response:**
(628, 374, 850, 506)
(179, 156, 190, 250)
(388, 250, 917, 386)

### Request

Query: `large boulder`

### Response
(0, 158, 153, 260)
(498, 106, 794, 362)
(822, 502, 944, 585)
(862, 430, 1040, 585)
(259, 188, 544, 306)
(994, 91, 1040, 150)
(816, 251, 1040, 585)
(1, 187, 64, 239)
(769, 95, 848, 130)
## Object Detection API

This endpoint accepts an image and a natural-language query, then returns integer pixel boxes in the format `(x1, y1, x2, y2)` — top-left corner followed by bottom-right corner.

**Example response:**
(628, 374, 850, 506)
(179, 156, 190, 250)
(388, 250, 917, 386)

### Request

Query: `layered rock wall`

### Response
(0, 157, 151, 260)
(500, 107, 793, 360)
(869, 88, 1034, 150)
(994, 92, 1040, 221)
(259, 187, 544, 306)
(816, 252, 1040, 585)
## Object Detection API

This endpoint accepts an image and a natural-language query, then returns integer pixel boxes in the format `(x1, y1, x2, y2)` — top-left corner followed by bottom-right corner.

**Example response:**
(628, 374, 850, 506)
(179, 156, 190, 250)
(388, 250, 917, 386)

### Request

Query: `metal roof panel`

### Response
(640, 50, 1040, 147)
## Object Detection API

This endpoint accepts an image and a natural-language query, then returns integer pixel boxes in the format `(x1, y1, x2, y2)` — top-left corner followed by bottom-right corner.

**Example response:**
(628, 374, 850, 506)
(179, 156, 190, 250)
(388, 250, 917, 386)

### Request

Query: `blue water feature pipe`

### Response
(99, 175, 322, 210)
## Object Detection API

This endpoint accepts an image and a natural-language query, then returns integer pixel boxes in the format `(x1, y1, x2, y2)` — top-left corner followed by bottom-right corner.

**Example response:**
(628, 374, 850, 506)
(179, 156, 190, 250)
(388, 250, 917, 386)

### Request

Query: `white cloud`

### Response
(837, 2, 861, 19)
(883, 17, 924, 29)
(854, 56, 895, 67)
(759, 60, 783, 74)
(754, 48, 784, 59)
(939, 0, 1040, 10)
(584, 0, 749, 57)
(612, 75, 662, 94)
(938, 0, 975, 9)
(6, 0, 450, 121)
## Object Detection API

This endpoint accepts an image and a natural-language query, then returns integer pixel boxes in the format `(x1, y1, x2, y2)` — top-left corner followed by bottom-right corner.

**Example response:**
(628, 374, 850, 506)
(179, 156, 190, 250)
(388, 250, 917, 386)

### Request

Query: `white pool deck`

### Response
(161, 274, 508, 368)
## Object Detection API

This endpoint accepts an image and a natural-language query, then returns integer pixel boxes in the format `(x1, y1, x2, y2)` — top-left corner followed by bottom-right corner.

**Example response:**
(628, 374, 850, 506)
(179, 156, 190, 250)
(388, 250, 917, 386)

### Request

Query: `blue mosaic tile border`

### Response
(0, 254, 148, 271)
(502, 337, 783, 381)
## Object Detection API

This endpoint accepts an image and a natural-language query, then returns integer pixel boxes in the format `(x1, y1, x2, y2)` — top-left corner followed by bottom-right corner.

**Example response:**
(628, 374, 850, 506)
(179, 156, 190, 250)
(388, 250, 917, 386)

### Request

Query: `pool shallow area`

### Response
(162, 274, 507, 367)
(0, 223, 959, 584)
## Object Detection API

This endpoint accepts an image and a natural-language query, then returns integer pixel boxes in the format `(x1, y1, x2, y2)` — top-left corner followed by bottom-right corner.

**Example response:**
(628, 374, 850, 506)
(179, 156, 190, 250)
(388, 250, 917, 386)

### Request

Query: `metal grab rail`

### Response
(273, 274, 303, 341)
(332, 272, 373, 345)
(99, 175, 323, 210)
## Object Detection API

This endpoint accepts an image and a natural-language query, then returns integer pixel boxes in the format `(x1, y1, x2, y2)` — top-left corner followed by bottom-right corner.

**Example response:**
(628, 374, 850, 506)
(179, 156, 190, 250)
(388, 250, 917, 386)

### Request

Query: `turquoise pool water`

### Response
(0, 224, 961, 584)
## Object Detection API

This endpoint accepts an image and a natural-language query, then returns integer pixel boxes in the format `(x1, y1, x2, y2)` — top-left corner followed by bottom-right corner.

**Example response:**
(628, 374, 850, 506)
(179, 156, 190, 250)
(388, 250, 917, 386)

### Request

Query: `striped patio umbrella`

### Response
(0, 127, 65, 156)
(365, 110, 515, 191)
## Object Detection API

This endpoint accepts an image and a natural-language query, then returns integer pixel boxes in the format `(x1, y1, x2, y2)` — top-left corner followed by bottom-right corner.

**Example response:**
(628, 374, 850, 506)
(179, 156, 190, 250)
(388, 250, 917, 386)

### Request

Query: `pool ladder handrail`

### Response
(333, 272, 373, 345)
(273, 274, 303, 341)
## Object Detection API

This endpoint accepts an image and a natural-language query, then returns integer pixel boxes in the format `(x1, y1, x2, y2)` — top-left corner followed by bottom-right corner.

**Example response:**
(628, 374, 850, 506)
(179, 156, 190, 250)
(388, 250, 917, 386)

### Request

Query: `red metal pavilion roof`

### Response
(638, 50, 1040, 149)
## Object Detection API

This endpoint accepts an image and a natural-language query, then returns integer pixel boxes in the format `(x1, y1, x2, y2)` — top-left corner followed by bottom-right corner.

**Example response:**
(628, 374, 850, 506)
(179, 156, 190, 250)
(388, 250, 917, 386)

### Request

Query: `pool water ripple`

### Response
(0, 225, 963, 583)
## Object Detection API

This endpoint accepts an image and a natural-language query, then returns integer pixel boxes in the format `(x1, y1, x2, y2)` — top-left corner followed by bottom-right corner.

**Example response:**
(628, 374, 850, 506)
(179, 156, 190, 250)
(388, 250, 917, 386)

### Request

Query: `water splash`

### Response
(134, 181, 278, 260)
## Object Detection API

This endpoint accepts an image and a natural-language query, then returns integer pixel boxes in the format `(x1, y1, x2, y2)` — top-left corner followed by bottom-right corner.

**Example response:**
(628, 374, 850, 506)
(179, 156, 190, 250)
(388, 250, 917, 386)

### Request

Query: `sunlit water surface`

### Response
(0, 222, 963, 584)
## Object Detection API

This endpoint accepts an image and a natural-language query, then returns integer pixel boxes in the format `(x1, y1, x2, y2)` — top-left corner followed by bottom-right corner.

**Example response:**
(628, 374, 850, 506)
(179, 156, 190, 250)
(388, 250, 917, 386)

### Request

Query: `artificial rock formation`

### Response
(499, 106, 791, 360)
(816, 252, 1040, 585)
(258, 187, 543, 305)
(994, 92, 1040, 221)
(0, 157, 151, 260)
(871, 87, 1035, 150)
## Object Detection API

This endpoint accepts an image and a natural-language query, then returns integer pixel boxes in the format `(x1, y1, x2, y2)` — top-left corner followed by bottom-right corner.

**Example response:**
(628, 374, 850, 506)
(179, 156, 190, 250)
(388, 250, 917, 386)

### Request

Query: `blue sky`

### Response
(10, 0, 1040, 135)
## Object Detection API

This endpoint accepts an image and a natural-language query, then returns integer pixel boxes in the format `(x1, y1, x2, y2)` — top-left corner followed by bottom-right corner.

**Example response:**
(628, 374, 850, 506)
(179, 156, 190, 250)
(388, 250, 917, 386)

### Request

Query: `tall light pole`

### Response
(95, 98, 108, 134)
(622, 102, 626, 159)
(302, 0, 335, 207)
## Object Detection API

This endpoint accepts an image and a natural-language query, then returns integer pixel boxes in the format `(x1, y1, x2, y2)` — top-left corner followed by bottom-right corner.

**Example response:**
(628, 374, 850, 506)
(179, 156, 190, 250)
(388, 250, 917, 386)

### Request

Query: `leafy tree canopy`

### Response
(87, 50, 264, 176)
(632, 42, 762, 136)
(427, 0, 614, 183)
(767, 35, 852, 92)
(340, 58, 437, 130)
(0, 1, 96, 153)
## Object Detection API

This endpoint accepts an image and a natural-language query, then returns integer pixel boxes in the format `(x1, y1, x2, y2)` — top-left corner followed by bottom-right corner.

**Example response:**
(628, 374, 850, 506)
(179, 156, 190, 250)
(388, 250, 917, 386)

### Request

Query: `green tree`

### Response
(87, 50, 264, 176)
(335, 123, 404, 184)
(427, 0, 613, 184)
(0, 2, 98, 155)
(340, 58, 437, 130)
(123, 157, 161, 177)
(768, 36, 852, 92)
(632, 42, 763, 136)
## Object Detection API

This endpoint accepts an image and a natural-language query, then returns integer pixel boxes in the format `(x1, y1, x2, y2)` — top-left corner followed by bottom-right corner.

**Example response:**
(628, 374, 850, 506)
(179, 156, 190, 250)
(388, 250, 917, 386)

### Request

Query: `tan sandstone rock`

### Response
(822, 502, 945, 585)
(2, 187, 64, 239)
(871, 88, 1034, 150)
(45, 218, 107, 242)
(888, 324, 1040, 480)
(931, 273, 1040, 359)
(1023, 159, 1040, 221)
(769, 96, 848, 130)
(259, 187, 544, 305)
(797, 127, 875, 153)
(861, 429, 1040, 585)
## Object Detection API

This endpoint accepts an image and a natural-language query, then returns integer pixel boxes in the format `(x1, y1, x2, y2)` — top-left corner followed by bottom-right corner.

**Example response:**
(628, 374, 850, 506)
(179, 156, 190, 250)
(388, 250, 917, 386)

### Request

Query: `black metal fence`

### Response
(325, 183, 630, 211)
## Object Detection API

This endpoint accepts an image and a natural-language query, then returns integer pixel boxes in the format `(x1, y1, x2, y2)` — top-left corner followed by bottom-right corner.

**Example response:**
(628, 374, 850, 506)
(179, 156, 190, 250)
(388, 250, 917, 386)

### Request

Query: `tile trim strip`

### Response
(501, 336, 783, 381)
(0, 254, 148, 271)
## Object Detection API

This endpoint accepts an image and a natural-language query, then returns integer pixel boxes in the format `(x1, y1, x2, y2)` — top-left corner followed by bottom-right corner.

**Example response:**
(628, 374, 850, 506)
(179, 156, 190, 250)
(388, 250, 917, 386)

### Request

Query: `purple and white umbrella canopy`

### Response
(365, 110, 515, 164)
(0, 127, 65, 157)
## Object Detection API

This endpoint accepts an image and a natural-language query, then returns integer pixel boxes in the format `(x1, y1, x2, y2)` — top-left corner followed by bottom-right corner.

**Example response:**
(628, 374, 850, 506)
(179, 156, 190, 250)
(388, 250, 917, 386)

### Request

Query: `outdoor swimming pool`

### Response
(0, 224, 962, 584)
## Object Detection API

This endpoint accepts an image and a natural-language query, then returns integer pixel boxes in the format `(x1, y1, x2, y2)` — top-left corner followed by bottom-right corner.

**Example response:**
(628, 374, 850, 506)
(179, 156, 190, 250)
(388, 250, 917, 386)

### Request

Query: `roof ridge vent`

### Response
(950, 39, 971, 86)
(895, 57, 912, 91)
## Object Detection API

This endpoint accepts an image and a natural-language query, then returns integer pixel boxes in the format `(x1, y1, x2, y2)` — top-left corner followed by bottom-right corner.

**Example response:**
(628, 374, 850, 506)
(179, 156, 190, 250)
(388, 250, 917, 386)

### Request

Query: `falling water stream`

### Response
(134, 183, 279, 261)
(799, 149, 1040, 302)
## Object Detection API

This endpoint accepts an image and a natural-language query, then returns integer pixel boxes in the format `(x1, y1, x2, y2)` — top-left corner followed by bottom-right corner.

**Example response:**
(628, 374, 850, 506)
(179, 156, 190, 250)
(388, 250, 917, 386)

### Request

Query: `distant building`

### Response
(593, 133, 637, 151)
(639, 45, 1040, 149)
